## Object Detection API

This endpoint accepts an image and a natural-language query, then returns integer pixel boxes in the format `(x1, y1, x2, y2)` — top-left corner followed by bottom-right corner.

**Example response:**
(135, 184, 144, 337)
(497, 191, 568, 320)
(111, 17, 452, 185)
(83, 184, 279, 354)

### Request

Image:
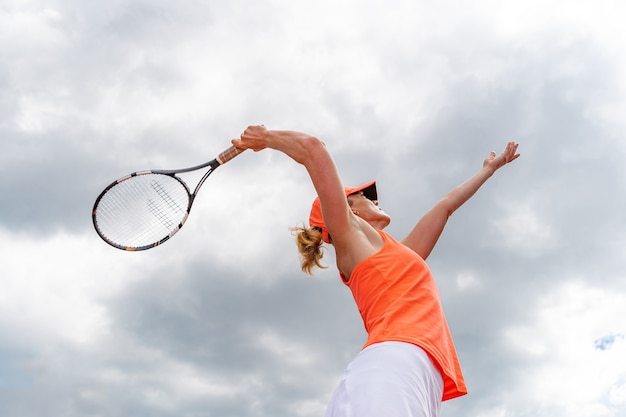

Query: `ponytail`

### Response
(290, 225, 328, 275)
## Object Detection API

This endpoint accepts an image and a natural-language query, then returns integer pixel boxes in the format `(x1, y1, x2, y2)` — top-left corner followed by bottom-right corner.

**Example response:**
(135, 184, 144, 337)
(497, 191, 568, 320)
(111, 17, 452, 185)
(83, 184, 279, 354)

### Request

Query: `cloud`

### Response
(2, 0, 626, 416)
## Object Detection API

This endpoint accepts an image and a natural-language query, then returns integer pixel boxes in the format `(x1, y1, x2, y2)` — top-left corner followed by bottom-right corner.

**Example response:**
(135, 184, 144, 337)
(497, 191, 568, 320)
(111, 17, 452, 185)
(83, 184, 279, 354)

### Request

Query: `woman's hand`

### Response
(232, 125, 269, 151)
(483, 141, 520, 173)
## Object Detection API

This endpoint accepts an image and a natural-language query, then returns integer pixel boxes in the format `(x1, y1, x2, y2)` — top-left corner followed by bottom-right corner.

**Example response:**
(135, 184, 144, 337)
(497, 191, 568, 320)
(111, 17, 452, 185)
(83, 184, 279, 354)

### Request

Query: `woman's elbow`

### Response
(303, 135, 326, 151)
(437, 196, 458, 218)
(298, 135, 328, 164)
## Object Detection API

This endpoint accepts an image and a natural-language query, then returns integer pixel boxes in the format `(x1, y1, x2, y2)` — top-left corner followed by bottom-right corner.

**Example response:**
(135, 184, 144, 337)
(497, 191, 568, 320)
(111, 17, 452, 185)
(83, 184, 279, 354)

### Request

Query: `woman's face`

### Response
(348, 192, 391, 228)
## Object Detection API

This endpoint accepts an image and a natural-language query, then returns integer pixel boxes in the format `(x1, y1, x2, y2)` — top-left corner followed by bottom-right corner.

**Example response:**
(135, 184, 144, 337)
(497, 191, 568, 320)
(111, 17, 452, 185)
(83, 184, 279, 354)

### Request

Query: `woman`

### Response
(233, 126, 520, 417)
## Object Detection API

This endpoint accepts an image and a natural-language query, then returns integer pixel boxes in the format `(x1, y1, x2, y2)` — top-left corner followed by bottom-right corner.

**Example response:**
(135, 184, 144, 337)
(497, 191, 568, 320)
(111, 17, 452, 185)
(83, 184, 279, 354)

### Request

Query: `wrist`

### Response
(482, 165, 496, 177)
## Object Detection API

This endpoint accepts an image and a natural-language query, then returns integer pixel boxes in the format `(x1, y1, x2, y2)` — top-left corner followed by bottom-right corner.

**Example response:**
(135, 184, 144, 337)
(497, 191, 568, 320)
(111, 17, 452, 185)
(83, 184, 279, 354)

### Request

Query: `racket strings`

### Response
(94, 174, 190, 249)
(148, 179, 186, 229)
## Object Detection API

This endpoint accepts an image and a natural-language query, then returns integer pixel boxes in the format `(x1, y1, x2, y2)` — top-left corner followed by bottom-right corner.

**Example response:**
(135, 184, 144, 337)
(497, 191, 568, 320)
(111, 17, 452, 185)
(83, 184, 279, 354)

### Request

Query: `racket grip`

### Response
(217, 145, 246, 165)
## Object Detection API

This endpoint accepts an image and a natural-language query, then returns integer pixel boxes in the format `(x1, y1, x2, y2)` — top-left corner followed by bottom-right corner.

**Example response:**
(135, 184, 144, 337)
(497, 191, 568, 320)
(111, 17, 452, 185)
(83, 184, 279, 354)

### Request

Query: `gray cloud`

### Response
(1, 1, 626, 417)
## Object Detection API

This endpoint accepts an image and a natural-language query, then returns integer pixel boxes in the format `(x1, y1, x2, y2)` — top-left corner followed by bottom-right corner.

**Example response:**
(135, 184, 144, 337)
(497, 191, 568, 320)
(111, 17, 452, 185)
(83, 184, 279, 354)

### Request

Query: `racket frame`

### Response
(92, 145, 244, 251)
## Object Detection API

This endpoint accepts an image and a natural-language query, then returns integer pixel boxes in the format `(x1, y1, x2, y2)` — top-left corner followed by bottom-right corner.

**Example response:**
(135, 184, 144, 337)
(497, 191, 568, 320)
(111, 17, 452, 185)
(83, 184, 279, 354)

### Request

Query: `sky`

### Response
(1, 0, 626, 416)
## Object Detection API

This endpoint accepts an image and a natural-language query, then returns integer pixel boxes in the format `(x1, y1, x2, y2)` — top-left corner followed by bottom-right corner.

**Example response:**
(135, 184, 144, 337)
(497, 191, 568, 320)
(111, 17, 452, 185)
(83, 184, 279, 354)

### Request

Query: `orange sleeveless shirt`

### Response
(340, 230, 467, 401)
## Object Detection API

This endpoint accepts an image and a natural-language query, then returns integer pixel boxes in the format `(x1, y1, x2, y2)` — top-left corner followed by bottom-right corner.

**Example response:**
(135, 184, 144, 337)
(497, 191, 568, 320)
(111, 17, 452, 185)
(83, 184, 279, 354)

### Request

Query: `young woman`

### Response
(232, 126, 520, 417)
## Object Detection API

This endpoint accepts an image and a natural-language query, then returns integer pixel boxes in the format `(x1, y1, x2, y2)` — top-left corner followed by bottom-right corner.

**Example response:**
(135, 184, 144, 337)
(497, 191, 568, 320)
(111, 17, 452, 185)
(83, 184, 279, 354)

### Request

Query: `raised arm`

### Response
(401, 141, 520, 260)
(232, 126, 354, 246)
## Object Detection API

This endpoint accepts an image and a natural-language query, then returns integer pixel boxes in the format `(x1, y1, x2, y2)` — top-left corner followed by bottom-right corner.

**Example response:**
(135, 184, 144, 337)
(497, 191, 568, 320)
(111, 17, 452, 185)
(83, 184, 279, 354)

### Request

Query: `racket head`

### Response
(92, 172, 192, 251)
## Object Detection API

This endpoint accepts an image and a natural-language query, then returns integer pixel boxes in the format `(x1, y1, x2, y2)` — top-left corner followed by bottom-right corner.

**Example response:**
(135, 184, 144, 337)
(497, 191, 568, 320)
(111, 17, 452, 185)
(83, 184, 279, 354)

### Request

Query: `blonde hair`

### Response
(290, 225, 328, 275)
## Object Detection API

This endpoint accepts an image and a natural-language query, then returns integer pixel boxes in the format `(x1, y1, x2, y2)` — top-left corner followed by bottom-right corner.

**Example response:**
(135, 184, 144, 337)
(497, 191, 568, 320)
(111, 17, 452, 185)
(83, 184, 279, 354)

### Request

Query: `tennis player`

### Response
(233, 126, 520, 417)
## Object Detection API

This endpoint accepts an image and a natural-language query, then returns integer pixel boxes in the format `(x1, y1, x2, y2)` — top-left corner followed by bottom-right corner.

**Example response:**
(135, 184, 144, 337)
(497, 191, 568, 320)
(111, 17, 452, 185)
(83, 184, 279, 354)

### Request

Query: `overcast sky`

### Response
(1, 0, 626, 416)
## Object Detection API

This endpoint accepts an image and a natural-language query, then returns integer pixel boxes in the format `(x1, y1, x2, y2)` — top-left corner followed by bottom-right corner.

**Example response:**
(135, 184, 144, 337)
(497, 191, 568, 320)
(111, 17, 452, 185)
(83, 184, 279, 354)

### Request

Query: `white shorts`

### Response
(324, 341, 444, 417)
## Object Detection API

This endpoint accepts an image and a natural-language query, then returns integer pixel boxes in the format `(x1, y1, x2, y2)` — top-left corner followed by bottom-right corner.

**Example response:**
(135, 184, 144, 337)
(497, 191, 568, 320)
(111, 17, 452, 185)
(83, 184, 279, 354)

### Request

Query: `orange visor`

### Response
(309, 180, 377, 244)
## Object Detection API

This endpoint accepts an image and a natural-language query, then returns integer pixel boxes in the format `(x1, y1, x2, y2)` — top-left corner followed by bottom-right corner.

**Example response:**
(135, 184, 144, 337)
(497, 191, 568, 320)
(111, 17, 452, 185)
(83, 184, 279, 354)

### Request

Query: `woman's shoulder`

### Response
(335, 219, 386, 278)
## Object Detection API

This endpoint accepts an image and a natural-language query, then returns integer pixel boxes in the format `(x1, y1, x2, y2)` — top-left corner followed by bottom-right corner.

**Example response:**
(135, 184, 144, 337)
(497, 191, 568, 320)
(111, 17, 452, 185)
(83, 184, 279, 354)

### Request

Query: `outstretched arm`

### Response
(400, 141, 520, 260)
(232, 126, 354, 246)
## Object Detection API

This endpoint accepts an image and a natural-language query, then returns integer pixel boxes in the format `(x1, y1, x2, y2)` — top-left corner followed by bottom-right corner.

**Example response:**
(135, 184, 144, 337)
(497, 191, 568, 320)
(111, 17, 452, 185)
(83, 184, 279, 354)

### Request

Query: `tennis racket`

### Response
(92, 145, 245, 251)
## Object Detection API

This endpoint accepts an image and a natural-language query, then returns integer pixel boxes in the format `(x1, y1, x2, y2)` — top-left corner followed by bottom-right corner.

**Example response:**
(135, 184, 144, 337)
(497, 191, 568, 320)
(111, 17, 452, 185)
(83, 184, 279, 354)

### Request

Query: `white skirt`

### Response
(324, 341, 444, 417)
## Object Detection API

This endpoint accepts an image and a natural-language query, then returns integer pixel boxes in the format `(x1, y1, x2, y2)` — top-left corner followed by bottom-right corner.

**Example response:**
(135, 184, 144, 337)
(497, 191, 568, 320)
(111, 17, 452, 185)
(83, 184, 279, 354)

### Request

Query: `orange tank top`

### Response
(341, 230, 467, 401)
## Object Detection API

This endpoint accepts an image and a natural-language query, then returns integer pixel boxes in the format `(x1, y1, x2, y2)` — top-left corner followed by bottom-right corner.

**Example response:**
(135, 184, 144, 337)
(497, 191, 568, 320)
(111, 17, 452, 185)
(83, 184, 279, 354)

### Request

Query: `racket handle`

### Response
(216, 145, 246, 165)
